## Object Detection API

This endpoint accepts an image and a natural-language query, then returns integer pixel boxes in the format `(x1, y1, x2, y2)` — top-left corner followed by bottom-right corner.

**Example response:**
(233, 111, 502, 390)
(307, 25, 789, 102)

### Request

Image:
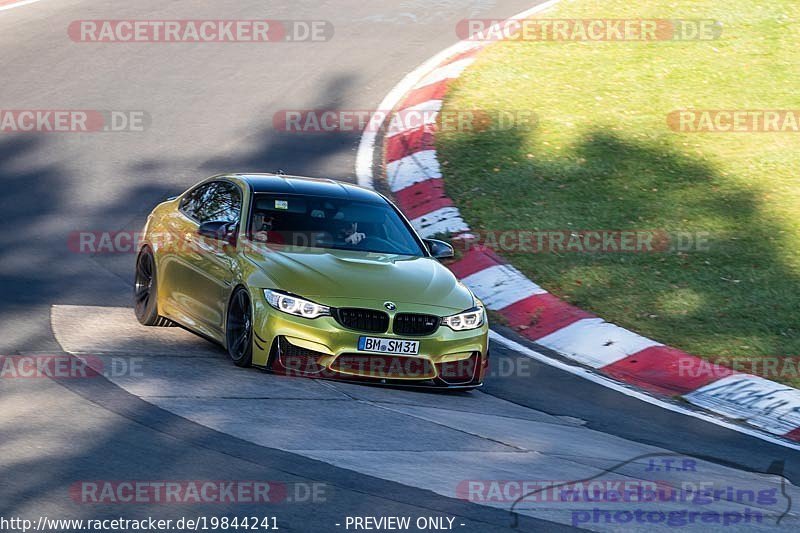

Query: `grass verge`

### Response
(437, 0, 800, 384)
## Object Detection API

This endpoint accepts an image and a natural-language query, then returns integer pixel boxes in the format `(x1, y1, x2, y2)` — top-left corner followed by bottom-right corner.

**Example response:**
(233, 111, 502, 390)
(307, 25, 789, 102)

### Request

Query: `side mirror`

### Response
(197, 221, 236, 244)
(424, 238, 455, 259)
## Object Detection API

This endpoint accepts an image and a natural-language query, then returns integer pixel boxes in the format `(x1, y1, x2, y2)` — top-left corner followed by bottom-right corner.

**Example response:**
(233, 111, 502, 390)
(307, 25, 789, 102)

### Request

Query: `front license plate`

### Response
(358, 336, 420, 355)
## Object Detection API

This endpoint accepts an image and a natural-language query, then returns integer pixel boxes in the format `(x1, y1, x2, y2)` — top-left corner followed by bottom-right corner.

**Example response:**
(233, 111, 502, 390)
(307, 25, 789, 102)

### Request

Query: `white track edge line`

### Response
(0, 0, 46, 12)
(490, 330, 800, 451)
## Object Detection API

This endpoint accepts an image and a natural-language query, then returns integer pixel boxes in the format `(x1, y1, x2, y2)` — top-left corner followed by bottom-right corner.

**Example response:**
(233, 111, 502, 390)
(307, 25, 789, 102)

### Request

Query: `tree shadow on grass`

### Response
(440, 123, 799, 362)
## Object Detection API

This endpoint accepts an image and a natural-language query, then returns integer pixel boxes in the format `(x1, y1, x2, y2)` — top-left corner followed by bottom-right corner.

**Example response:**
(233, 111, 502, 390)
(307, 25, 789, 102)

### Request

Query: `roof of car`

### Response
(232, 173, 384, 203)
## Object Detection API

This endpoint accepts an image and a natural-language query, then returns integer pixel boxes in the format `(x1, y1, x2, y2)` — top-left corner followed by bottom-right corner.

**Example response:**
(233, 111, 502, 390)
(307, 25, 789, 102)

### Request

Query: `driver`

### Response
(343, 222, 366, 245)
(251, 212, 285, 244)
(331, 207, 366, 245)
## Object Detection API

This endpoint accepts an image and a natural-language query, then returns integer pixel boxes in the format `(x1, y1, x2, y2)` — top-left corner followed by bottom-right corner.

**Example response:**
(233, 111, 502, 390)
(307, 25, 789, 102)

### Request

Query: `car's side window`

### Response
(179, 183, 211, 220)
(194, 182, 242, 225)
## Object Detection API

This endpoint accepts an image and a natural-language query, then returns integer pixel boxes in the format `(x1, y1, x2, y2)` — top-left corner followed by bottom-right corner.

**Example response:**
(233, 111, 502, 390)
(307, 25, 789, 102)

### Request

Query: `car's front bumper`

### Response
(251, 297, 489, 388)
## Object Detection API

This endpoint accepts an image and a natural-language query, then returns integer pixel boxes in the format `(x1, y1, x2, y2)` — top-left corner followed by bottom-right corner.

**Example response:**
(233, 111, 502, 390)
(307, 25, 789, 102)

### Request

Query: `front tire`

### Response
(134, 247, 173, 327)
(226, 287, 254, 367)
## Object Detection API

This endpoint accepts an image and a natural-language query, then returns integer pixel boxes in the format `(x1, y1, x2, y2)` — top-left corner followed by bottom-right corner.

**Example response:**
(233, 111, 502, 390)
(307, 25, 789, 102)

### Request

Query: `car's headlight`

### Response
(441, 306, 485, 331)
(264, 289, 330, 319)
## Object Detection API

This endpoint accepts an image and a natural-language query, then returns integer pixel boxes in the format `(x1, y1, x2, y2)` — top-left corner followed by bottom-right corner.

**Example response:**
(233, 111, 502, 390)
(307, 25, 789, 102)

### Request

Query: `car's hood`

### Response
(245, 245, 474, 313)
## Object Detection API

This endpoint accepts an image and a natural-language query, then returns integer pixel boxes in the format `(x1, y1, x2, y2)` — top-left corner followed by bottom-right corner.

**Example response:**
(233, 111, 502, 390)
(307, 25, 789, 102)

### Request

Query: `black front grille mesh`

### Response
(333, 308, 390, 333)
(436, 352, 480, 385)
(280, 337, 325, 358)
(277, 337, 326, 374)
(393, 313, 440, 336)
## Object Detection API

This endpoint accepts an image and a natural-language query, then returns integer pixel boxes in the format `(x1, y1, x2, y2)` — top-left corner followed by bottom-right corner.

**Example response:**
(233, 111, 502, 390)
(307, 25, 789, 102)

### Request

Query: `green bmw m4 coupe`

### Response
(135, 173, 489, 389)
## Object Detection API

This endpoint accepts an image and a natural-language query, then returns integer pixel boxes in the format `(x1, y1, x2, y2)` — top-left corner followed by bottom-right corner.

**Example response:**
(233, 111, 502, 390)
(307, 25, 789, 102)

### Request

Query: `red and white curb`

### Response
(356, 0, 800, 447)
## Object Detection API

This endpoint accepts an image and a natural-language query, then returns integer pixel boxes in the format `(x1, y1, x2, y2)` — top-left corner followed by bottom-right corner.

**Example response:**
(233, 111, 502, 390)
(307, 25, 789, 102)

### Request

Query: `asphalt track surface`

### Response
(2, 1, 800, 532)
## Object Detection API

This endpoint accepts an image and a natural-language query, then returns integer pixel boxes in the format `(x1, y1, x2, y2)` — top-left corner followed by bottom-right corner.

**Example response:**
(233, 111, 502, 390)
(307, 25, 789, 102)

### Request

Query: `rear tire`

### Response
(134, 247, 174, 327)
(226, 287, 254, 367)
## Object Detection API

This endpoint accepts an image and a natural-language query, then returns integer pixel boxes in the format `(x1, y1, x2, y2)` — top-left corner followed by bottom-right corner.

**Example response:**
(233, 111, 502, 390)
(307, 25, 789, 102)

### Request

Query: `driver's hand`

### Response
(345, 232, 366, 245)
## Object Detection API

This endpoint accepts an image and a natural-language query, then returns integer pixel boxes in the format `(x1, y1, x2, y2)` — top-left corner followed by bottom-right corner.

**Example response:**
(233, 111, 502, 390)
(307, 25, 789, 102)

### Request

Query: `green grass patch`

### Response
(438, 0, 800, 384)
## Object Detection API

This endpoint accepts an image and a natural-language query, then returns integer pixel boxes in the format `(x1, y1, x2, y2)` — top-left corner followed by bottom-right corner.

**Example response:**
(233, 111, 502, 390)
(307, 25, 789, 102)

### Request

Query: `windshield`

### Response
(248, 193, 426, 256)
